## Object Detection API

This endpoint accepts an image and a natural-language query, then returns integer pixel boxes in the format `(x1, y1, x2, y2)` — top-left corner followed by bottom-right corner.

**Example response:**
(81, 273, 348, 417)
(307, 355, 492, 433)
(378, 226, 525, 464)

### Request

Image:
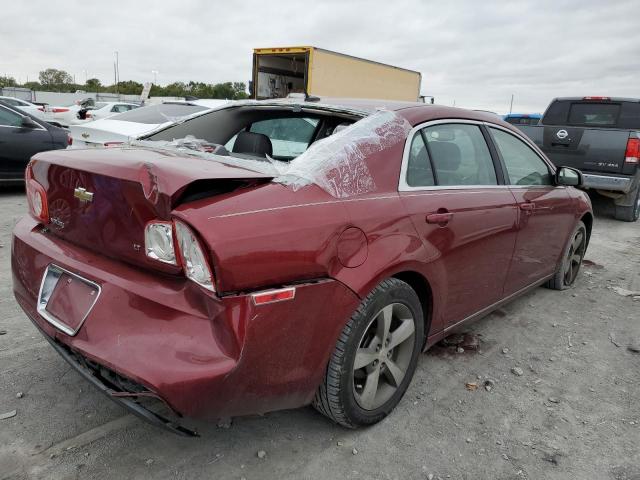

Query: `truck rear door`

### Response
(540, 99, 639, 174)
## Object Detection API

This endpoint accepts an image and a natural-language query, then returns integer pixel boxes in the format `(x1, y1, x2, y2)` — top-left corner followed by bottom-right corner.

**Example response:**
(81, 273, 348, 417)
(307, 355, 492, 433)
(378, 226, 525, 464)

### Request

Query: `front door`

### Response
(399, 122, 519, 329)
(487, 126, 576, 295)
(0, 105, 53, 181)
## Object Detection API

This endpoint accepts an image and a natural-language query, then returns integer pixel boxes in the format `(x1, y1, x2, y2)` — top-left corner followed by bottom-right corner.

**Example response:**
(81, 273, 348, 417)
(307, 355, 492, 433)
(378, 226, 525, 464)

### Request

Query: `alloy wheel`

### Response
(563, 229, 586, 286)
(352, 303, 416, 410)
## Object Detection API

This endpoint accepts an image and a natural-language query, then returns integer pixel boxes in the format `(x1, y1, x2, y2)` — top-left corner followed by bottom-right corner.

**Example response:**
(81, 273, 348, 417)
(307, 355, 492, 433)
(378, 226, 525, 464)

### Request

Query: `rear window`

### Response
(544, 100, 640, 129)
(618, 102, 640, 129)
(568, 103, 620, 126)
(110, 103, 208, 124)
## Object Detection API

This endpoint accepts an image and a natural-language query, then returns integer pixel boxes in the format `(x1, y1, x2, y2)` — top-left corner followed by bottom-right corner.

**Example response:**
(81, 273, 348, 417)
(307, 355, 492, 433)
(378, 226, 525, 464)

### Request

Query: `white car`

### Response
(0, 96, 48, 120)
(69, 100, 228, 148)
(48, 101, 140, 128)
(83, 101, 140, 121)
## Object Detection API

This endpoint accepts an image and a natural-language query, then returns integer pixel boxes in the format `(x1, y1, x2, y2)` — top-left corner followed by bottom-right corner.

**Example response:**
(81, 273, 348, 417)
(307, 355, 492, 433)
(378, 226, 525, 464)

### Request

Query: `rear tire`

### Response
(614, 183, 640, 222)
(313, 278, 424, 428)
(546, 221, 587, 290)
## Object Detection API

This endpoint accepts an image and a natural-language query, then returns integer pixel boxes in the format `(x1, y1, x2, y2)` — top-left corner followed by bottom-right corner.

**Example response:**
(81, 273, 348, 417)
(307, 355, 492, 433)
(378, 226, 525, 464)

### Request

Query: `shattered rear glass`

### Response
(132, 110, 411, 198)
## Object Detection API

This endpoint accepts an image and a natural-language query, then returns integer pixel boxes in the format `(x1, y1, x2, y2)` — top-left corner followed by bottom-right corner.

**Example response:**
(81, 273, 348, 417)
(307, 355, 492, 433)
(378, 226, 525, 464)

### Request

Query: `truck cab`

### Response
(519, 97, 640, 221)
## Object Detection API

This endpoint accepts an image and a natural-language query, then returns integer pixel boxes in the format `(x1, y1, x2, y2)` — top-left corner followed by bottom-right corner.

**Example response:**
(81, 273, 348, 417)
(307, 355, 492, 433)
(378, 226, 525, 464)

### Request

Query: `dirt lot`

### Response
(0, 187, 638, 480)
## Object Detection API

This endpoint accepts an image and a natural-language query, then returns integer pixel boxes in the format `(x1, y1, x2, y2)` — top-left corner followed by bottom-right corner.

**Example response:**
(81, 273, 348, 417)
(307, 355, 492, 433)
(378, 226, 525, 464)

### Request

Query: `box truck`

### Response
(252, 46, 422, 102)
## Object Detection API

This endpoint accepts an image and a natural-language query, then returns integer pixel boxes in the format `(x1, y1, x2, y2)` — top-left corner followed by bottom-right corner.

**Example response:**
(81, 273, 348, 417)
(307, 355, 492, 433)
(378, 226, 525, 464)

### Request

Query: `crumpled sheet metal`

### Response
(132, 110, 411, 198)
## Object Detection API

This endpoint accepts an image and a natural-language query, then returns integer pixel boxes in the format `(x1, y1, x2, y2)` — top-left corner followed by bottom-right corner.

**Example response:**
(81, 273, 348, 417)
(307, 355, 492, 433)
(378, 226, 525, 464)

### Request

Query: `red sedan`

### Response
(12, 98, 592, 435)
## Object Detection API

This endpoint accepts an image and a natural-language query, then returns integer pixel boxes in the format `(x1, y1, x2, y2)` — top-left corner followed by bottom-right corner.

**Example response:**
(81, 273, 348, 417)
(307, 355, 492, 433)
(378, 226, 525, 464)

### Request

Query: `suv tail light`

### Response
(625, 138, 640, 164)
(25, 164, 49, 223)
(144, 219, 215, 292)
(583, 96, 611, 101)
(67, 134, 73, 146)
(51, 107, 69, 113)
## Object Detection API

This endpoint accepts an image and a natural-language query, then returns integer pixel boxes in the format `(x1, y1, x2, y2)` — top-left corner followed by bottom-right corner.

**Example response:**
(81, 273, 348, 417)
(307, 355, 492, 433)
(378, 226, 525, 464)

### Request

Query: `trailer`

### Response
(252, 46, 422, 102)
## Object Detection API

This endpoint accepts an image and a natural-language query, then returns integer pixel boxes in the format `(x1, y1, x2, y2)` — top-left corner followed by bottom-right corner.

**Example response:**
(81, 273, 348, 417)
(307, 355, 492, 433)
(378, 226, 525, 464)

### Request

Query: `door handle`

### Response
(519, 202, 535, 213)
(426, 212, 453, 226)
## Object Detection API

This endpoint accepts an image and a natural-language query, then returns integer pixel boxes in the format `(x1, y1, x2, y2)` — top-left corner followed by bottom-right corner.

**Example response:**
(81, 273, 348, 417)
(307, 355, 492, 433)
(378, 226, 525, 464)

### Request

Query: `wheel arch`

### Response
(580, 211, 593, 248)
(391, 270, 433, 343)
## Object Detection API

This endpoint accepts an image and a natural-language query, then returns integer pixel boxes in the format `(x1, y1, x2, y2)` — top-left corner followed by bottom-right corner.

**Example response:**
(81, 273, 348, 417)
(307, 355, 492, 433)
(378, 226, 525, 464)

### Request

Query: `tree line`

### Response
(0, 68, 249, 100)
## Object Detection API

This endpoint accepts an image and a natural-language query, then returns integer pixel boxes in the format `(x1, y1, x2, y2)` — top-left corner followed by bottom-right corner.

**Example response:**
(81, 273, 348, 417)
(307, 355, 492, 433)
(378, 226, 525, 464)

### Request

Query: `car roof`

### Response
(0, 96, 31, 103)
(255, 96, 425, 114)
(225, 97, 509, 128)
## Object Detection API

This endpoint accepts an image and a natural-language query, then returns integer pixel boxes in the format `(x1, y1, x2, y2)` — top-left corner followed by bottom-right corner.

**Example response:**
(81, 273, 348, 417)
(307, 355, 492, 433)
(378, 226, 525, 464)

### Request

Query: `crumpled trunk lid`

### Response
(31, 146, 273, 270)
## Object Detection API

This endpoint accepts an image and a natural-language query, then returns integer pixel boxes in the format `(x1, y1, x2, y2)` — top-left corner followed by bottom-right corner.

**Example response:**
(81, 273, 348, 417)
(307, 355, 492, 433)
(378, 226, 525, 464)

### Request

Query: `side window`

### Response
(249, 117, 319, 158)
(489, 128, 552, 186)
(112, 105, 131, 113)
(0, 106, 23, 127)
(4, 98, 20, 106)
(406, 132, 435, 187)
(422, 124, 497, 186)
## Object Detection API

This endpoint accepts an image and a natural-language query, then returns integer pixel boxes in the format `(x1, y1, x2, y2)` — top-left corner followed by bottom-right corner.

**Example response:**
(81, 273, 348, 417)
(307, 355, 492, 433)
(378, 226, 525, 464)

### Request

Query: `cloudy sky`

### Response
(2, 0, 639, 113)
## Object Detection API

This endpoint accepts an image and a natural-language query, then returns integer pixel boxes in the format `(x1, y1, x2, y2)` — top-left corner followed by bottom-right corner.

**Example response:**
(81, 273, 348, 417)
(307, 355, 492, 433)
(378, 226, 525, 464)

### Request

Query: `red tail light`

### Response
(625, 138, 640, 164)
(51, 107, 69, 113)
(25, 164, 49, 223)
(37, 107, 44, 112)
(67, 134, 73, 146)
(85, 112, 92, 118)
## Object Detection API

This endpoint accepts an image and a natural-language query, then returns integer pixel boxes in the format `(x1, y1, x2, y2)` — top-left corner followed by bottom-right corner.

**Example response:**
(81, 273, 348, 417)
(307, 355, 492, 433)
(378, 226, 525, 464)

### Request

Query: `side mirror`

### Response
(555, 166, 582, 187)
(21, 116, 39, 129)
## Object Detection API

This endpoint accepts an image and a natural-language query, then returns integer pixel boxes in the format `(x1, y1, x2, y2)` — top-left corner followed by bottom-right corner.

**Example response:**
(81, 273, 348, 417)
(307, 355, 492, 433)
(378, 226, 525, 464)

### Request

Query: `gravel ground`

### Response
(0, 187, 638, 480)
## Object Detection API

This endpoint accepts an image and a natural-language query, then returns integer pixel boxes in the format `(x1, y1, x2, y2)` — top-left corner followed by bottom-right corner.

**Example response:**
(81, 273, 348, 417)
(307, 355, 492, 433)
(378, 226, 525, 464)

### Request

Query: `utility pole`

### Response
(151, 70, 159, 85)
(509, 94, 514, 114)
(114, 51, 120, 93)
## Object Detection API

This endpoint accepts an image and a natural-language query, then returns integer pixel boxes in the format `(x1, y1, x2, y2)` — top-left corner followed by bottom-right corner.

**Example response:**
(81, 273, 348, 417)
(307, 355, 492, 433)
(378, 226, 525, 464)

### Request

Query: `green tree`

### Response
(0, 75, 17, 88)
(39, 68, 73, 88)
(85, 78, 102, 92)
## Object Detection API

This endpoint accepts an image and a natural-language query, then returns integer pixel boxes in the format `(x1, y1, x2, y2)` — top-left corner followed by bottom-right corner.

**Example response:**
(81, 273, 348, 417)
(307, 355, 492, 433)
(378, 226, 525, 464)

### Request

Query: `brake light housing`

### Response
(144, 221, 177, 265)
(583, 96, 611, 101)
(174, 220, 215, 292)
(51, 107, 69, 113)
(25, 165, 49, 223)
(625, 138, 640, 164)
(144, 219, 215, 292)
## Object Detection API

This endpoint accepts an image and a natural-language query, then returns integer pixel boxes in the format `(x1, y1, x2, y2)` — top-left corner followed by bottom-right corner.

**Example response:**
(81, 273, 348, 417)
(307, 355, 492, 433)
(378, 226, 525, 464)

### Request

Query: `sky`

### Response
(2, 0, 639, 114)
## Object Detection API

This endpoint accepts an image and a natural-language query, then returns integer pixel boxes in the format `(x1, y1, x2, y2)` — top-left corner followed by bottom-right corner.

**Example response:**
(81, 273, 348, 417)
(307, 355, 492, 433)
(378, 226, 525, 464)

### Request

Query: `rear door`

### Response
(0, 105, 53, 181)
(399, 121, 519, 328)
(488, 126, 575, 294)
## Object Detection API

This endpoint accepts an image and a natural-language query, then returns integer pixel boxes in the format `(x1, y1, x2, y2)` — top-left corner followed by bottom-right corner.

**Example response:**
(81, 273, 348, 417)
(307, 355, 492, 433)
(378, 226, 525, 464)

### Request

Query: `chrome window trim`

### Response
(398, 118, 559, 192)
(37, 264, 102, 337)
(399, 119, 505, 192)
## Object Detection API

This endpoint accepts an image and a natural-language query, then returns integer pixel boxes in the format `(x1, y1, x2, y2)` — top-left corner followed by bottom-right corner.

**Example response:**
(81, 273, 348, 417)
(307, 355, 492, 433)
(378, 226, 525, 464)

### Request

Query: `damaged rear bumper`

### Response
(12, 216, 360, 429)
(28, 317, 198, 436)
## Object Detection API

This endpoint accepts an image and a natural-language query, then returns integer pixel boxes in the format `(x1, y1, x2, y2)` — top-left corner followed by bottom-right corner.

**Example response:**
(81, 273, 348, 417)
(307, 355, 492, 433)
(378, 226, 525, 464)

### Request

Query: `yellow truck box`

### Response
(252, 46, 421, 102)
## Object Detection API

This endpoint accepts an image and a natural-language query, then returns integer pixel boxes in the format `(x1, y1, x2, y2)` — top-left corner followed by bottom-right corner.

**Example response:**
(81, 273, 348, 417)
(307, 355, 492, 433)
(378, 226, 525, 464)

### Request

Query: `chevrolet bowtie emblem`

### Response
(81, 133, 90, 139)
(74, 187, 94, 203)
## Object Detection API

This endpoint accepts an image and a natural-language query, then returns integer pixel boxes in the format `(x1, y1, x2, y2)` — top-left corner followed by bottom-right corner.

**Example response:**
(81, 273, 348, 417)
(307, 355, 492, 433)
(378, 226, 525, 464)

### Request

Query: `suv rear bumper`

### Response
(582, 173, 632, 192)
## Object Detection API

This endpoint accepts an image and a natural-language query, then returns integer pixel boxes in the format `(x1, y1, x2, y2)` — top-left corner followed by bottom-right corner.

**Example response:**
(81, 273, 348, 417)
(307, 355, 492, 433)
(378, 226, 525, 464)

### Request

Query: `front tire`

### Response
(546, 221, 587, 290)
(313, 278, 424, 428)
